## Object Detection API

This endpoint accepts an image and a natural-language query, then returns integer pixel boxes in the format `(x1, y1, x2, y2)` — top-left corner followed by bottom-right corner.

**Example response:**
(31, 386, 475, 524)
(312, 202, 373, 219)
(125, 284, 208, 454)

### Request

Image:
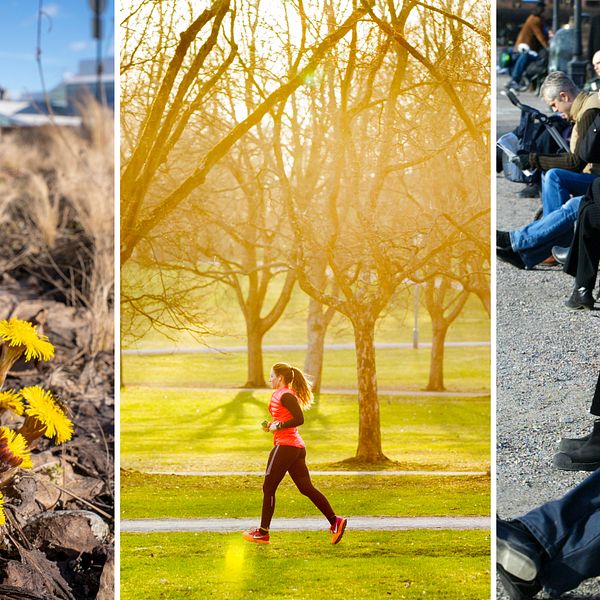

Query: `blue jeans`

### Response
(518, 469, 600, 596)
(511, 52, 538, 84)
(541, 169, 597, 216)
(510, 196, 582, 268)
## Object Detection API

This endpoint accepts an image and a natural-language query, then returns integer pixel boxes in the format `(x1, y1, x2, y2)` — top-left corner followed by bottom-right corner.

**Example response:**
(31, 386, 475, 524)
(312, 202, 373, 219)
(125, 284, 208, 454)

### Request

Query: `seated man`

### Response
(499, 76, 600, 273)
(513, 72, 600, 214)
(497, 469, 600, 599)
(584, 49, 600, 92)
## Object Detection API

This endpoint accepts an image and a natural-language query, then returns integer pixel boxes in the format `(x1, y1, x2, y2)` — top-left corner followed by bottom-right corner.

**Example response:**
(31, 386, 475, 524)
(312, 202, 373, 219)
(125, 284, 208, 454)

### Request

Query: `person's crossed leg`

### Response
(497, 469, 600, 599)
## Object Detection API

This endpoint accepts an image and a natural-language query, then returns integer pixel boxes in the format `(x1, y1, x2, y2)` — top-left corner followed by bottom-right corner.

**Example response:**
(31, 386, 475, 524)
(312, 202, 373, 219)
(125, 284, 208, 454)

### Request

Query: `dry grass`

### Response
(0, 100, 114, 354)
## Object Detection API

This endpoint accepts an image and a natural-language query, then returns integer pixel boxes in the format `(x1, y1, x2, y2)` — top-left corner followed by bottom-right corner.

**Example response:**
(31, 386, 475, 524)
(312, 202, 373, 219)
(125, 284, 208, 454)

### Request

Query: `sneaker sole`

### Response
(242, 533, 269, 544)
(497, 539, 538, 581)
(331, 518, 347, 545)
(497, 564, 541, 600)
(564, 298, 594, 310)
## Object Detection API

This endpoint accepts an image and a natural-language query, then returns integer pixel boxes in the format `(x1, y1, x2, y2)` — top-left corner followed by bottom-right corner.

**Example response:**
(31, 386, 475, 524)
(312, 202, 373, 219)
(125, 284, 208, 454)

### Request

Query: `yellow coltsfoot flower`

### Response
(0, 427, 33, 470)
(20, 386, 73, 445)
(0, 390, 24, 416)
(0, 491, 5, 526)
(0, 318, 55, 362)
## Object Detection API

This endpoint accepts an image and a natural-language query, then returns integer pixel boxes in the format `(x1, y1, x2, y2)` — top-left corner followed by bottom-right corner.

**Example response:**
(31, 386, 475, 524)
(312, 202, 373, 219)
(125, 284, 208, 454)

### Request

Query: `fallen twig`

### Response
(49, 483, 113, 521)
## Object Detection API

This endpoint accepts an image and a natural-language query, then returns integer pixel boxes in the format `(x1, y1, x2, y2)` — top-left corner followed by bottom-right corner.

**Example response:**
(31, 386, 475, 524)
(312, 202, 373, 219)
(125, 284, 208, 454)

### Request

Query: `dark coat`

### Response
(592, 371, 600, 416)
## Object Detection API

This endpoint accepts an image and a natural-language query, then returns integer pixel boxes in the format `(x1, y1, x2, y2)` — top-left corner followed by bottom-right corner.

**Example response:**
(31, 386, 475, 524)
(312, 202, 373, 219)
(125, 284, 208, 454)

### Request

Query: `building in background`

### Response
(0, 56, 114, 129)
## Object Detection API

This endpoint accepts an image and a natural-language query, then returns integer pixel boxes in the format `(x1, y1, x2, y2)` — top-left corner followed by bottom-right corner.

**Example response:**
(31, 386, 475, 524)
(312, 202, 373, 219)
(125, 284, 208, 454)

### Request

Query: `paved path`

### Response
(144, 470, 488, 476)
(121, 516, 490, 533)
(123, 341, 490, 356)
(131, 385, 488, 398)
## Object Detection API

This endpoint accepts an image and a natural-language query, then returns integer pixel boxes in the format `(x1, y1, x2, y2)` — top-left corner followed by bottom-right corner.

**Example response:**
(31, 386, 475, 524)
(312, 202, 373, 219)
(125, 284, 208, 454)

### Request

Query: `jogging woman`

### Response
(243, 362, 347, 545)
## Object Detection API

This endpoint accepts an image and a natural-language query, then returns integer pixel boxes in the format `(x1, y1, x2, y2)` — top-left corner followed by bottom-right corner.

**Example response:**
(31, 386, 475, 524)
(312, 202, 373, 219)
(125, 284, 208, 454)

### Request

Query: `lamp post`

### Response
(89, 0, 106, 103)
(413, 284, 419, 349)
(568, 0, 588, 87)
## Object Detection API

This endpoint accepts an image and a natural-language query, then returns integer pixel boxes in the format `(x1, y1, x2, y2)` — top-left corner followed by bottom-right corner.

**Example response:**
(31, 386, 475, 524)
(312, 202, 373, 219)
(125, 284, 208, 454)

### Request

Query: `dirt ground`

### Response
(0, 261, 114, 599)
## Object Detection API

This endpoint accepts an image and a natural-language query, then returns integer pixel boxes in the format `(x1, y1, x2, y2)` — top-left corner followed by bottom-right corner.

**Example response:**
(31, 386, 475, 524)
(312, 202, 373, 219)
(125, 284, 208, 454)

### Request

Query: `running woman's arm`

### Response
(276, 393, 304, 428)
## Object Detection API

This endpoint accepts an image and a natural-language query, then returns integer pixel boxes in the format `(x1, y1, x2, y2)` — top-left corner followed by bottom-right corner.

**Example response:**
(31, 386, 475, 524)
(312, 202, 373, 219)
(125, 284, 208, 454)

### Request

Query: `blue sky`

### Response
(0, 0, 114, 99)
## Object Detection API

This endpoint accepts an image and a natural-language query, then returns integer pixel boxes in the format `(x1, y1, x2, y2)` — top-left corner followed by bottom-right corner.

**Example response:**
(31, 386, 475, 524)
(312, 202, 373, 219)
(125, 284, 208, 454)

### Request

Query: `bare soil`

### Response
(0, 275, 114, 600)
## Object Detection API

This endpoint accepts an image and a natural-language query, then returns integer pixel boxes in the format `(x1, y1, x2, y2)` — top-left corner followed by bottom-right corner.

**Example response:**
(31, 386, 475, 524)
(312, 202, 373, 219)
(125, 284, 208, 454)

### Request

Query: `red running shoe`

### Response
(243, 528, 270, 544)
(330, 517, 347, 545)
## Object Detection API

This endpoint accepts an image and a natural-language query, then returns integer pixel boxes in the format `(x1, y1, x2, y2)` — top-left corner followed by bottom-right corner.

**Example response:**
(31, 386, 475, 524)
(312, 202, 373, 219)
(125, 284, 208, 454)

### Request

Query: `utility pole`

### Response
(552, 0, 559, 35)
(89, 0, 107, 103)
(568, 0, 588, 87)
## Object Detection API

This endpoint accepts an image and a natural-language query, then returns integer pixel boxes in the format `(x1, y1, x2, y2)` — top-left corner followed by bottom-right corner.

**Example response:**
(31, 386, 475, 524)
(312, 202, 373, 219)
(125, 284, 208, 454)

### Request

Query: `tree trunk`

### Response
(120, 346, 125, 389)
(304, 297, 333, 394)
(475, 288, 491, 317)
(352, 316, 388, 463)
(423, 280, 470, 391)
(245, 320, 266, 387)
(426, 322, 448, 391)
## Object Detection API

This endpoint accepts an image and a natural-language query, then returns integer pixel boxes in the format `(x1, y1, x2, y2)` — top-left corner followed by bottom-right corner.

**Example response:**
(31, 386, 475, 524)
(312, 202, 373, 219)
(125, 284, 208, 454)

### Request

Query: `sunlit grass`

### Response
(120, 389, 490, 472)
(121, 530, 491, 599)
(122, 276, 489, 350)
(122, 345, 490, 392)
(121, 472, 490, 519)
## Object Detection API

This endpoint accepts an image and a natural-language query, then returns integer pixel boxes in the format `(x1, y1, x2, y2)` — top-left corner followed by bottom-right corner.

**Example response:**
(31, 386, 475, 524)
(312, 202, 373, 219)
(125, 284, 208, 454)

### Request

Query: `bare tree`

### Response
(120, 1, 374, 363)
(120, 0, 372, 267)
(274, 0, 490, 462)
(384, 0, 490, 393)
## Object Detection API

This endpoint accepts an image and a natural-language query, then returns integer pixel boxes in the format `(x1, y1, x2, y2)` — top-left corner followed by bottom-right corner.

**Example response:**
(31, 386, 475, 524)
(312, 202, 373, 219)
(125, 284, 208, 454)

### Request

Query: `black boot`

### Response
(517, 183, 540, 199)
(565, 286, 594, 310)
(497, 246, 526, 269)
(554, 420, 600, 471)
(558, 419, 600, 452)
(497, 230, 511, 249)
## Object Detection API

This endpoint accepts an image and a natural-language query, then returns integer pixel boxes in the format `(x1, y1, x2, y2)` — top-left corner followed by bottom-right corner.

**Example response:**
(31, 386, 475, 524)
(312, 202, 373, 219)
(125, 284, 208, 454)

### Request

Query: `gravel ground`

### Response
(496, 74, 600, 599)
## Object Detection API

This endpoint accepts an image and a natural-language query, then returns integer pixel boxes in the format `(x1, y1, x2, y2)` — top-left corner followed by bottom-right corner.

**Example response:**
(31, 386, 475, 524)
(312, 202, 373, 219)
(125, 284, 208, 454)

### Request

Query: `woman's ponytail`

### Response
(272, 363, 314, 409)
(289, 366, 313, 409)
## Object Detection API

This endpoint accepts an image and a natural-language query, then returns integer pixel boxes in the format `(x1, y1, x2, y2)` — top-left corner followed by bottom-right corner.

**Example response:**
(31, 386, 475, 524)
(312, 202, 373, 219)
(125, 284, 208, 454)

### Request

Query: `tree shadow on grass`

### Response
(190, 391, 333, 443)
(213, 391, 333, 429)
(220, 391, 266, 425)
(192, 391, 266, 439)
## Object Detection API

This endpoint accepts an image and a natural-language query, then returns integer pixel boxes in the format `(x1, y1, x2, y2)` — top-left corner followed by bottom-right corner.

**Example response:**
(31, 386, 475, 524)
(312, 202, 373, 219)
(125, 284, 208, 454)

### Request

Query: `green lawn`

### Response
(122, 345, 490, 392)
(120, 389, 490, 472)
(121, 472, 490, 519)
(121, 531, 491, 599)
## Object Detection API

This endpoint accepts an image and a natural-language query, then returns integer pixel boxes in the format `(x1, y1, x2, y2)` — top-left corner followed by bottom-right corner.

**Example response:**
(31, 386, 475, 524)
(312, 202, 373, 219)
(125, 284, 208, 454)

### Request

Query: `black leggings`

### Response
(260, 444, 335, 530)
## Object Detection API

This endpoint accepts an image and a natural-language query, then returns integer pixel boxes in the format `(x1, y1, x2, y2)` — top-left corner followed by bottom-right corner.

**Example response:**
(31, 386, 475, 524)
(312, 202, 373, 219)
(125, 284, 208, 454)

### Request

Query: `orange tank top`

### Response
(269, 387, 304, 448)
